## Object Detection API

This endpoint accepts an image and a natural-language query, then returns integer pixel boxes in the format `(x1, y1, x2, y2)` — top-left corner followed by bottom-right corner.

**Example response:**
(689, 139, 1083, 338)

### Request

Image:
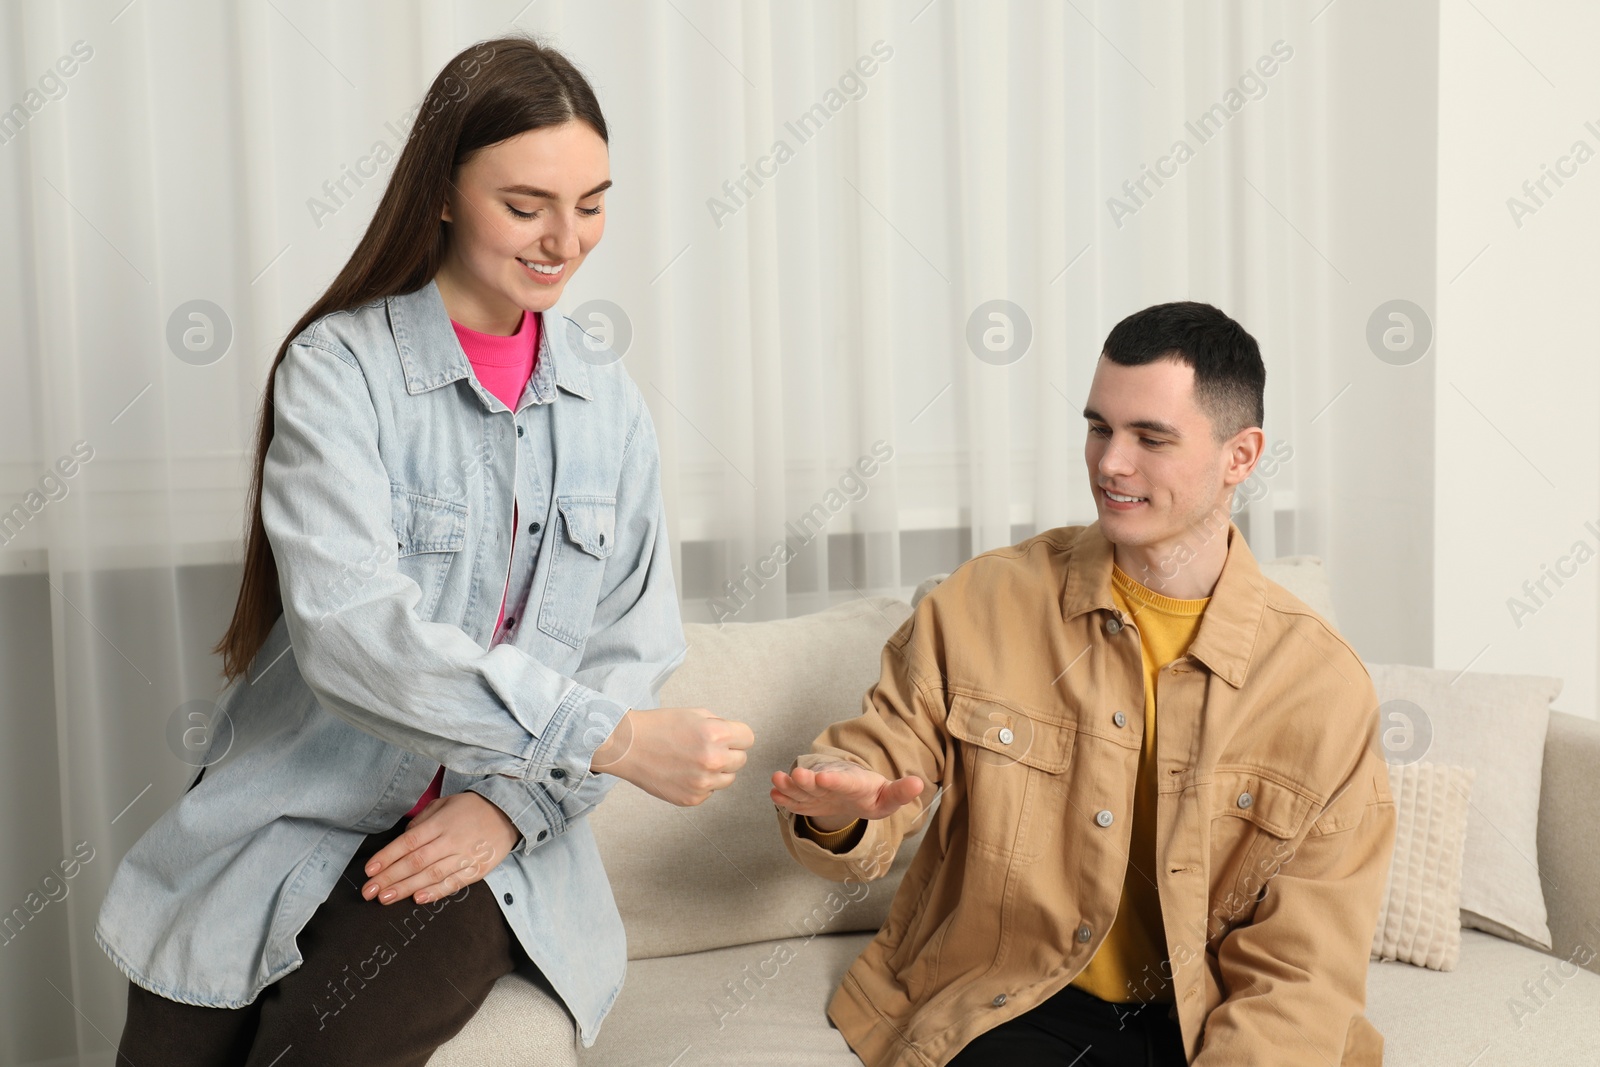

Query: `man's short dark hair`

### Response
(1100, 301, 1265, 445)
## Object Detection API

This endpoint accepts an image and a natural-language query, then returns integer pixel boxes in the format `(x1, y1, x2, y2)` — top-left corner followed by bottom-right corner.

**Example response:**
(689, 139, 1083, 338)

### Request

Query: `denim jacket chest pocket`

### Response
(390, 485, 469, 618)
(538, 494, 617, 647)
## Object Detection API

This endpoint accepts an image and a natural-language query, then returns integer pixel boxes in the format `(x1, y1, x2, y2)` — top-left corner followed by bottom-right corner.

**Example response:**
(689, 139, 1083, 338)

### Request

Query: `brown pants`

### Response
(115, 816, 540, 1067)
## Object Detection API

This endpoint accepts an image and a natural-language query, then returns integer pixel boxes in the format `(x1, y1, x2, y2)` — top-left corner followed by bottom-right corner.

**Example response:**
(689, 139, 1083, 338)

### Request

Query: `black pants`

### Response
(115, 817, 537, 1067)
(947, 982, 1188, 1066)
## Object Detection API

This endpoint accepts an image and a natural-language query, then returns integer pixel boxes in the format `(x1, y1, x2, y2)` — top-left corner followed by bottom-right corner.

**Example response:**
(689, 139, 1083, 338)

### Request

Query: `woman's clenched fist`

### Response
(591, 706, 755, 806)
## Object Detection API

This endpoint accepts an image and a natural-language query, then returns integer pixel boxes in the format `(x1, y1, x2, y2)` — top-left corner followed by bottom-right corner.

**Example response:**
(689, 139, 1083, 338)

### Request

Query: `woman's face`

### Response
(435, 119, 610, 334)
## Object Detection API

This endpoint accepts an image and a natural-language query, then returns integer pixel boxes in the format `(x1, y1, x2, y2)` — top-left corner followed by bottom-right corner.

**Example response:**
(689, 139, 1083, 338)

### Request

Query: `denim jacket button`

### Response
(503, 892, 514, 904)
(536, 830, 548, 842)
(1077, 923, 1093, 943)
(997, 727, 1014, 746)
(528, 521, 541, 535)
(1095, 809, 1114, 827)
(517, 424, 525, 437)
(551, 768, 567, 780)
(992, 993, 1007, 1007)
(1237, 791, 1254, 809)
(1105, 615, 1123, 634)
(1112, 711, 1127, 728)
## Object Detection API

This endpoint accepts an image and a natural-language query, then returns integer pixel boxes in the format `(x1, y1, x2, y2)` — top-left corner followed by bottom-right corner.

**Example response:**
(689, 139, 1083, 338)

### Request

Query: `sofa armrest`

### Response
(1537, 709, 1600, 977)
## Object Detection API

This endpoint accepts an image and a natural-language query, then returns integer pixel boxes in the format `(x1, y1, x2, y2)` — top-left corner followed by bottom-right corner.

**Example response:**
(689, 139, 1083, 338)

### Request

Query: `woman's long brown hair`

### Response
(212, 35, 608, 684)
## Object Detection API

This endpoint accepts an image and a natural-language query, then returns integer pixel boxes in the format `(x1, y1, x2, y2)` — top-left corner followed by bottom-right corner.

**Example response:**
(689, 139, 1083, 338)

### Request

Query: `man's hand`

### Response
(361, 791, 518, 906)
(770, 759, 925, 831)
(591, 707, 755, 806)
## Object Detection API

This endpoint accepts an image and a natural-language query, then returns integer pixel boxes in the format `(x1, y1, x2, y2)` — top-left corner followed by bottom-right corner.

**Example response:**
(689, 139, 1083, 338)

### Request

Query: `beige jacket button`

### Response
(1095, 809, 1114, 827)
(998, 727, 1015, 745)
(1105, 616, 1123, 634)
(1238, 792, 1254, 809)
(992, 993, 1007, 1007)
(1112, 711, 1127, 727)
(1076, 923, 1093, 942)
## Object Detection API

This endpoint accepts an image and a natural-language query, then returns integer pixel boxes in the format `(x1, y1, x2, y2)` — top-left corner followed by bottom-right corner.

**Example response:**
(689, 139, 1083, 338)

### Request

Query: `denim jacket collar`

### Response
(1060, 518, 1267, 690)
(387, 279, 594, 405)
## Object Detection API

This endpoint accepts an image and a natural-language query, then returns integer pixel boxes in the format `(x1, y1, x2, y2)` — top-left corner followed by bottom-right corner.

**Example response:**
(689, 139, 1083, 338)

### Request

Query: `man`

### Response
(771, 301, 1397, 1066)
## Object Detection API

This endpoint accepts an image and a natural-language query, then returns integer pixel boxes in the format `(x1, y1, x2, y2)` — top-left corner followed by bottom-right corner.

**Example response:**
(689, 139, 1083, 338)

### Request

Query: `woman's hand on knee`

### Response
(360, 792, 519, 905)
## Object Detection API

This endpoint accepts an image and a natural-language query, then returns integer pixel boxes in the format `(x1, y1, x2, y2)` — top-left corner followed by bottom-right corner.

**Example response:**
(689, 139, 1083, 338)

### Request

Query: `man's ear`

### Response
(1227, 426, 1266, 486)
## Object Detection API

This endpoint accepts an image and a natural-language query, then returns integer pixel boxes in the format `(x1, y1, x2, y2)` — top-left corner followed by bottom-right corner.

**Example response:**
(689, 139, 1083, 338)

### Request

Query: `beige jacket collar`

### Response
(1060, 518, 1268, 690)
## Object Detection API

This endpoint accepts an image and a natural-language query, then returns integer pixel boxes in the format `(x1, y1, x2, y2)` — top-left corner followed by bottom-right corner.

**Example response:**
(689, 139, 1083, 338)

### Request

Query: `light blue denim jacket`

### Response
(94, 280, 687, 1046)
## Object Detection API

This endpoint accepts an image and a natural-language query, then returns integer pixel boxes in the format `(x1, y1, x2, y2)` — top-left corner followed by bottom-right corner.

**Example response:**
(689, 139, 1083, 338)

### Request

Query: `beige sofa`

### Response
(431, 560, 1600, 1066)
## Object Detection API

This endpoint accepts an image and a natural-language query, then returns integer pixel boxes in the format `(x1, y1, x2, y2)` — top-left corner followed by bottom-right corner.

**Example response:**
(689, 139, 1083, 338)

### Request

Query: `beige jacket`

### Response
(778, 520, 1397, 1066)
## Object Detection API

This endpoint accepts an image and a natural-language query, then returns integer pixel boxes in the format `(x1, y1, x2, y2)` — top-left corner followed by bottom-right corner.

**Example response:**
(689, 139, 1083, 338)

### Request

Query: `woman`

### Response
(100, 36, 752, 1066)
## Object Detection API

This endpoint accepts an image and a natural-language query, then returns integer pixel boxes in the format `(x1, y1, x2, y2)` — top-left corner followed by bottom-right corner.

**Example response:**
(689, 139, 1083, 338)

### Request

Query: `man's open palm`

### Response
(770, 760, 925, 832)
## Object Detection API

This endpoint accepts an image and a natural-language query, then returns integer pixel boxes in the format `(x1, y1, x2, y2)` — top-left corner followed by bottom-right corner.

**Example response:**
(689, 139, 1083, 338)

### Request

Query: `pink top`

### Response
(404, 309, 540, 819)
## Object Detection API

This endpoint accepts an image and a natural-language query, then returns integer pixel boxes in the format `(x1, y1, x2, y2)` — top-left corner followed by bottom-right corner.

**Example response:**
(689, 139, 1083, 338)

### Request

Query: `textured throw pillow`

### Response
(1364, 663, 1562, 950)
(1371, 763, 1476, 970)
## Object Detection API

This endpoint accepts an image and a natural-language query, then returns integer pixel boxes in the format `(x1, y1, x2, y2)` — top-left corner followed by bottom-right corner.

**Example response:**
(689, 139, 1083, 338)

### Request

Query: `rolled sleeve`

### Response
(779, 805, 898, 881)
(464, 774, 564, 856)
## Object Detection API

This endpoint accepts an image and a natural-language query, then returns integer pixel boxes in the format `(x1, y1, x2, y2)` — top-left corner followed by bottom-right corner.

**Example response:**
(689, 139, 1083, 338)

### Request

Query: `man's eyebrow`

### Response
(497, 179, 613, 199)
(1081, 407, 1184, 438)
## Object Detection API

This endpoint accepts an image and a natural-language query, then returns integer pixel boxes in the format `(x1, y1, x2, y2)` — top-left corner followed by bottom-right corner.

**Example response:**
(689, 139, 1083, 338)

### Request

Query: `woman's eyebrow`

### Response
(497, 179, 613, 199)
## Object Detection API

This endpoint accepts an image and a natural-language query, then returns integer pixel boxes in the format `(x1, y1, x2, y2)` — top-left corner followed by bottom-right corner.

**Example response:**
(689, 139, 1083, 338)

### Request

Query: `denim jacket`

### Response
(94, 280, 688, 1046)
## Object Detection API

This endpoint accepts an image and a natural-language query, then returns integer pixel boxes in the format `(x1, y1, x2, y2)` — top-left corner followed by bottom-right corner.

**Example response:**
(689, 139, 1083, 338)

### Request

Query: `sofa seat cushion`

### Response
(1366, 928, 1600, 1064)
(577, 933, 874, 1066)
(573, 928, 1600, 1065)
(428, 965, 578, 1067)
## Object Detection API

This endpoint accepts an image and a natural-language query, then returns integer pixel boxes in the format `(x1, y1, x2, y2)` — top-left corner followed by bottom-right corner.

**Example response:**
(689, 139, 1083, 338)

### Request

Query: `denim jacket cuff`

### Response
(528, 681, 629, 784)
(465, 774, 564, 858)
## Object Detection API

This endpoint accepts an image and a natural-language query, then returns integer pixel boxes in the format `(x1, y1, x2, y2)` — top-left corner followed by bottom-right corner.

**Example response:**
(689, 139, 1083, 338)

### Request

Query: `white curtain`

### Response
(0, 2, 1400, 1063)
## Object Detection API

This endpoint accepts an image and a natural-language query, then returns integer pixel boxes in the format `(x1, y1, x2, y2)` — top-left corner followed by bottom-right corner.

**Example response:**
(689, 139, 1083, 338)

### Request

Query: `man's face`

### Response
(1082, 355, 1250, 552)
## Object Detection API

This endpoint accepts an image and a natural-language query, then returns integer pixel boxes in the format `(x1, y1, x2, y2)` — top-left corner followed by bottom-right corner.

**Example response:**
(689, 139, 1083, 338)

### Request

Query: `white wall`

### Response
(1436, 3, 1600, 720)
(1317, 0, 1439, 671)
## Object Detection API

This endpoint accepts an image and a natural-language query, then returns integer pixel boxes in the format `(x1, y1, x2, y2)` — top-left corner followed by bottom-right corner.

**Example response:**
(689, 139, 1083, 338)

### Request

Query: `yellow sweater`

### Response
(1067, 562, 1209, 1004)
